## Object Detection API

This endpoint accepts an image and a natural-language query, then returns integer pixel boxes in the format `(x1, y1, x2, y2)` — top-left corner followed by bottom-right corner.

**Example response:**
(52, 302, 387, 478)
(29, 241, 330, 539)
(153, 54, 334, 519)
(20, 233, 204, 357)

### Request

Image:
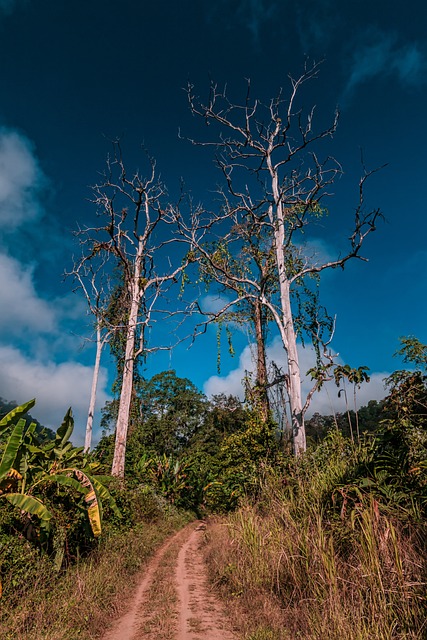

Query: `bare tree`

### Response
(193, 229, 273, 420)
(179, 61, 382, 455)
(66, 254, 113, 453)
(75, 143, 192, 477)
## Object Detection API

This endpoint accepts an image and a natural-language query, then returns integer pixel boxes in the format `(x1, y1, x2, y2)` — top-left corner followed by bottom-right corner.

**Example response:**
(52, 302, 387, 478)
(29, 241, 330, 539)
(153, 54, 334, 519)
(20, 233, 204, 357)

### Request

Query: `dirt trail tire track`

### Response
(101, 521, 237, 640)
(176, 523, 236, 640)
(101, 525, 189, 640)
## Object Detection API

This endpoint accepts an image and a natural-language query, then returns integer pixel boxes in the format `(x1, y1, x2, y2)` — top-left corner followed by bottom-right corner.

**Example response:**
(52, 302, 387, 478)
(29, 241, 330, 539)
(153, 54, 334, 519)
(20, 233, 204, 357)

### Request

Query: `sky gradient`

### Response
(0, 0, 426, 444)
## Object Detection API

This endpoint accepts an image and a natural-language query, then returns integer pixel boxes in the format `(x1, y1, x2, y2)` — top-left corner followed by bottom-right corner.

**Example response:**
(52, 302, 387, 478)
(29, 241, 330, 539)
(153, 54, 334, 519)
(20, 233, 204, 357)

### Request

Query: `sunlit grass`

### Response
(204, 436, 427, 640)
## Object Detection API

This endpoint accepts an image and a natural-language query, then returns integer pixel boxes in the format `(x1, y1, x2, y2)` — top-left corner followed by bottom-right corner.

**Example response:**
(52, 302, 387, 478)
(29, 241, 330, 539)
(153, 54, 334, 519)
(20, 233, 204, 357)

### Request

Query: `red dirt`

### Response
(101, 521, 238, 640)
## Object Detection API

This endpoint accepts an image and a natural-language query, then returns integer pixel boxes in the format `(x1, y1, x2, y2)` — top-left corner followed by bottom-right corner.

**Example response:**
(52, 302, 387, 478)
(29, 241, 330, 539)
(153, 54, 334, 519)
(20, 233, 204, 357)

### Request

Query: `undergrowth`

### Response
(0, 484, 192, 640)
(204, 432, 427, 640)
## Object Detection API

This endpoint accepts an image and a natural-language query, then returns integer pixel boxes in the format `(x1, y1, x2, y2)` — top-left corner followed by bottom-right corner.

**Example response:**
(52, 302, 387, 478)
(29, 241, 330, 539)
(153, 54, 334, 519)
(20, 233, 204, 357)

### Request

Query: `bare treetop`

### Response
(178, 64, 383, 454)
(70, 142, 198, 476)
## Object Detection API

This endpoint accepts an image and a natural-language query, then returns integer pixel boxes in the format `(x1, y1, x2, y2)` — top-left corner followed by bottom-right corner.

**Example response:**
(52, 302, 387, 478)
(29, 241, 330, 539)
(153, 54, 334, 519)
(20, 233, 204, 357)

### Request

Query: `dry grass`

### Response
(203, 485, 427, 640)
(0, 513, 190, 640)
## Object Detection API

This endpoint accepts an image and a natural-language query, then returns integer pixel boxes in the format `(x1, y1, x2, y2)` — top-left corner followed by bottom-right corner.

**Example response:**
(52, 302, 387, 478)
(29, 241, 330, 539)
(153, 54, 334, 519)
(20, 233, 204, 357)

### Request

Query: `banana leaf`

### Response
(24, 421, 37, 439)
(0, 419, 26, 480)
(47, 473, 90, 495)
(92, 475, 121, 518)
(73, 469, 102, 536)
(55, 408, 74, 450)
(58, 468, 102, 537)
(0, 399, 35, 433)
(84, 489, 102, 537)
(35, 469, 102, 536)
(3, 493, 52, 530)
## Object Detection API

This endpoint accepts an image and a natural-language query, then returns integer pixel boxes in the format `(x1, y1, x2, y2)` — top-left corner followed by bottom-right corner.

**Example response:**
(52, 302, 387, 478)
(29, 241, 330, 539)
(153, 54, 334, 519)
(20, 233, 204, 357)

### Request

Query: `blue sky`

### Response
(0, 0, 426, 444)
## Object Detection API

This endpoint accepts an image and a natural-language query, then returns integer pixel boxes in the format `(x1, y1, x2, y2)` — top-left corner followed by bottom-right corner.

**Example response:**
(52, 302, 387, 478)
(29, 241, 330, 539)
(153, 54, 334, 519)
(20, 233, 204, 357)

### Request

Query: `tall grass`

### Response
(205, 433, 427, 639)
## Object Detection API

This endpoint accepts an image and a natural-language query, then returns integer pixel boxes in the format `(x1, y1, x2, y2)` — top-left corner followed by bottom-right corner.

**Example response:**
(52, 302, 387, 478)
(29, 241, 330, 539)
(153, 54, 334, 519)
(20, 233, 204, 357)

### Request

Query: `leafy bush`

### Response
(0, 400, 121, 598)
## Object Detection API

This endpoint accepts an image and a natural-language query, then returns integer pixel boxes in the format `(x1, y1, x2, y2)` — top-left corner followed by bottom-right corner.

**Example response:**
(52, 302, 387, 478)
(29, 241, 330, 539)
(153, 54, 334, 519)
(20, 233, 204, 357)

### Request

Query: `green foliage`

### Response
(0, 492, 188, 637)
(305, 400, 383, 443)
(137, 370, 208, 456)
(0, 515, 54, 603)
(0, 417, 26, 478)
(395, 335, 427, 369)
(207, 403, 427, 638)
(96, 372, 278, 514)
(202, 411, 279, 512)
(333, 364, 370, 388)
(99, 370, 209, 464)
(0, 398, 36, 433)
(3, 493, 52, 530)
(0, 398, 54, 442)
(337, 337, 427, 520)
(136, 453, 191, 507)
(0, 399, 120, 600)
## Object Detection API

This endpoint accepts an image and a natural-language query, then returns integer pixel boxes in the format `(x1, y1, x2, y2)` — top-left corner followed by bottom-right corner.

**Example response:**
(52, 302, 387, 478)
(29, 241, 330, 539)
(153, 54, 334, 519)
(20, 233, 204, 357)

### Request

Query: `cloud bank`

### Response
(0, 126, 111, 443)
(0, 128, 45, 232)
(0, 253, 56, 335)
(0, 346, 109, 445)
(204, 336, 388, 417)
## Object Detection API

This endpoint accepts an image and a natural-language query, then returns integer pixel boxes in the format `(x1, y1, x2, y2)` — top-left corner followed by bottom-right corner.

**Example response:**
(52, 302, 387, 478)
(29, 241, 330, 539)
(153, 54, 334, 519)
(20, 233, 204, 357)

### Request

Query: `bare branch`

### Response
(180, 65, 382, 455)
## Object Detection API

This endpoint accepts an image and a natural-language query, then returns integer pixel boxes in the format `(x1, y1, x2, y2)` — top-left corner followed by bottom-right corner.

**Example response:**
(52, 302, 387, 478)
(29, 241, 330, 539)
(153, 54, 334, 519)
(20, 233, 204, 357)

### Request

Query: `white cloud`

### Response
(201, 293, 234, 314)
(0, 252, 56, 335)
(0, 345, 111, 446)
(203, 335, 388, 417)
(304, 370, 388, 417)
(0, 127, 111, 447)
(204, 342, 253, 398)
(0, 128, 45, 231)
(343, 29, 427, 98)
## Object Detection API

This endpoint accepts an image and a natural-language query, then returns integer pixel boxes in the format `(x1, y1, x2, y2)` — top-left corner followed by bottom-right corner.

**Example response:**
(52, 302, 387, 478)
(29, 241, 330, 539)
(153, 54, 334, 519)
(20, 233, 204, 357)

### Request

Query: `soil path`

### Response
(101, 521, 238, 640)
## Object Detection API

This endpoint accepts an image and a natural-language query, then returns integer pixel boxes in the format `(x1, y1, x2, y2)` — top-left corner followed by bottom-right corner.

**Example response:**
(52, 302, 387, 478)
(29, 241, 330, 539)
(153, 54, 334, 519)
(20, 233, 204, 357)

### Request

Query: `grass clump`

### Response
(204, 431, 427, 640)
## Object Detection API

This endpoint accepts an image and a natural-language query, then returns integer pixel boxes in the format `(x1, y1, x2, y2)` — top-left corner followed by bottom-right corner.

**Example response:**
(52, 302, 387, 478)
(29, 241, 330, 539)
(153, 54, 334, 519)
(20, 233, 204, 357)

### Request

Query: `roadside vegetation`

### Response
(204, 338, 427, 639)
(0, 399, 190, 639)
(1, 337, 427, 639)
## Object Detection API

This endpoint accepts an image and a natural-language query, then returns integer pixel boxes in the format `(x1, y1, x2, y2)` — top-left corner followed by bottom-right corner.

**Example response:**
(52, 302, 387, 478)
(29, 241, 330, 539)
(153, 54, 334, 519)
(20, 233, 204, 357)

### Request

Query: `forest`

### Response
(1, 65, 427, 639)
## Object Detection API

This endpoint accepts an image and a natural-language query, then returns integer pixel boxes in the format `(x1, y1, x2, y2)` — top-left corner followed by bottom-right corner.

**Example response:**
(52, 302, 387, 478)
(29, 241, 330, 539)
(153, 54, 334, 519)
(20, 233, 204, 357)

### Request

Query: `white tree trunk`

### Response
(111, 250, 142, 477)
(84, 323, 103, 453)
(270, 160, 306, 455)
(280, 279, 306, 455)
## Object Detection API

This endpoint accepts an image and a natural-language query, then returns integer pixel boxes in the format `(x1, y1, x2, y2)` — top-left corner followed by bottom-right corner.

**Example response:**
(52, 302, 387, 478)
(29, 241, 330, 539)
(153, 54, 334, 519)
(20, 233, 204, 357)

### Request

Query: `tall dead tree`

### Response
(193, 226, 273, 420)
(181, 62, 382, 455)
(75, 144, 191, 477)
(66, 254, 113, 452)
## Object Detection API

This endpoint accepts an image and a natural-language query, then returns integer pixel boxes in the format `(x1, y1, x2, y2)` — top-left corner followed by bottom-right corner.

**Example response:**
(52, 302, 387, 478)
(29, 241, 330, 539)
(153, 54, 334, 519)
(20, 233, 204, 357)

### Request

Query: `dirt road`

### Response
(101, 522, 237, 640)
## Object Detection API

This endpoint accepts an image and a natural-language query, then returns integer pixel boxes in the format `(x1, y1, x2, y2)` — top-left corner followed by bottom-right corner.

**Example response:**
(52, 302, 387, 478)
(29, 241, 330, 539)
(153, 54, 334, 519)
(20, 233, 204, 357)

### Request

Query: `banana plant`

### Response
(0, 400, 122, 598)
(138, 453, 190, 503)
(0, 400, 120, 539)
